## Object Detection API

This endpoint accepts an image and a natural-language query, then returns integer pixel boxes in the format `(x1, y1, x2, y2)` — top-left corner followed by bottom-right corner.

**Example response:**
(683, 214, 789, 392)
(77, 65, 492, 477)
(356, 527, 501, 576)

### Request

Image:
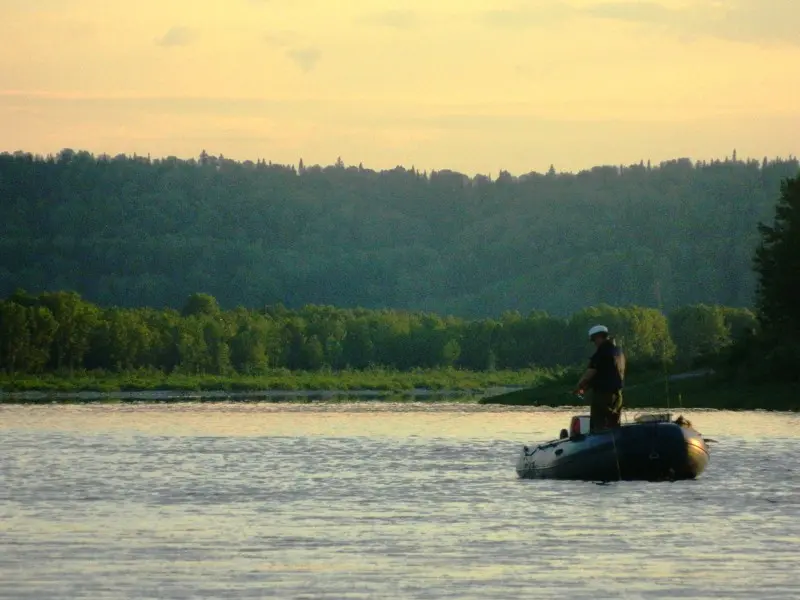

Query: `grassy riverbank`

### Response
(2, 367, 796, 411)
(0, 367, 565, 397)
(479, 370, 800, 411)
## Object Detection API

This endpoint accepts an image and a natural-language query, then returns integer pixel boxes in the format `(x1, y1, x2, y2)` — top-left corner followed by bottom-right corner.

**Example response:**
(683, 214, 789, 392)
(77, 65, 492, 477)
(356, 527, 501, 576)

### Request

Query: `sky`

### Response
(1, 0, 798, 175)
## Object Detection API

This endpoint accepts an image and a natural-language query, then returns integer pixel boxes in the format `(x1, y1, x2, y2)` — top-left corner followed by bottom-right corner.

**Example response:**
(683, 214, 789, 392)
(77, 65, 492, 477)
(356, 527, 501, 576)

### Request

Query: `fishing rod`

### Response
(654, 280, 672, 416)
(654, 281, 720, 446)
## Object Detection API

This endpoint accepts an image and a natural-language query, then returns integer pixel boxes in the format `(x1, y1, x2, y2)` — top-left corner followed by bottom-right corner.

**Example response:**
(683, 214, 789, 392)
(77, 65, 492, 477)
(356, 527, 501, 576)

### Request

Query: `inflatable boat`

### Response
(516, 413, 710, 482)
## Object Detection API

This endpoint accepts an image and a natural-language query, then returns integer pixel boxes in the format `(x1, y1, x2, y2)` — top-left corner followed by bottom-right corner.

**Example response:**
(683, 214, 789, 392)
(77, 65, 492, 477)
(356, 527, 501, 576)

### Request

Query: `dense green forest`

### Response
(1, 149, 798, 317)
(0, 289, 755, 377)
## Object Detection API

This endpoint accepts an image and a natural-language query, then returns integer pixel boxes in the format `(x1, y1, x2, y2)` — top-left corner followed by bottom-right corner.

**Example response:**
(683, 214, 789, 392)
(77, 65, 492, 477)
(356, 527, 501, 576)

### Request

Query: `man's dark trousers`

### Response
(590, 390, 623, 432)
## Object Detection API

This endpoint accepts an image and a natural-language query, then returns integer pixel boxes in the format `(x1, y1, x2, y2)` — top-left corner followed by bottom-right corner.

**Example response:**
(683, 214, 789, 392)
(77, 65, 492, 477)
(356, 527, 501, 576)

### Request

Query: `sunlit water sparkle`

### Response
(1, 402, 798, 599)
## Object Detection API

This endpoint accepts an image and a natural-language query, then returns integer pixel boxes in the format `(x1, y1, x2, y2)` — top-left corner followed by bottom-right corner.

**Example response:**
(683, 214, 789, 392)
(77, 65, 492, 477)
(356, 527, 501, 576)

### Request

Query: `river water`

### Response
(1, 402, 798, 599)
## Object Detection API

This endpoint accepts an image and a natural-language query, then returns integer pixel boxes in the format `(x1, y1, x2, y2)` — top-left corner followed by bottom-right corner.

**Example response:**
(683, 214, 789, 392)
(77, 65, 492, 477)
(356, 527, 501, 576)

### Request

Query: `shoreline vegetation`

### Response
(479, 371, 799, 412)
(1, 368, 797, 411)
(0, 367, 544, 397)
(0, 287, 796, 410)
(0, 290, 773, 408)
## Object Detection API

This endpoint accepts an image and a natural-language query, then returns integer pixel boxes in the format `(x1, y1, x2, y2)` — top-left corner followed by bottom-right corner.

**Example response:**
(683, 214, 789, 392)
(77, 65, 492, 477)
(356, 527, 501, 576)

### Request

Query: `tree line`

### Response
(1, 149, 798, 318)
(0, 289, 756, 376)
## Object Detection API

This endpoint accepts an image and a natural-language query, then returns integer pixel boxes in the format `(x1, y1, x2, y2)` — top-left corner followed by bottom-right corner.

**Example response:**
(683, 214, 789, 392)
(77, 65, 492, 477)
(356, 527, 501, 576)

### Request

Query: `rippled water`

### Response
(1, 402, 799, 599)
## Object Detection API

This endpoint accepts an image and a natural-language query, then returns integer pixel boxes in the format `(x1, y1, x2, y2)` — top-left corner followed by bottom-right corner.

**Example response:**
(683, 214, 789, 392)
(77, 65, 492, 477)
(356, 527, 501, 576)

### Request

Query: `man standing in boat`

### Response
(574, 325, 626, 433)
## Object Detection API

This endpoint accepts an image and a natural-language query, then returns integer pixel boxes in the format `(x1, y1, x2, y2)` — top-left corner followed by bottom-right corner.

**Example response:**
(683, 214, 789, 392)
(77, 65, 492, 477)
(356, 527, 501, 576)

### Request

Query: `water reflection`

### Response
(1, 403, 798, 599)
(2, 400, 798, 441)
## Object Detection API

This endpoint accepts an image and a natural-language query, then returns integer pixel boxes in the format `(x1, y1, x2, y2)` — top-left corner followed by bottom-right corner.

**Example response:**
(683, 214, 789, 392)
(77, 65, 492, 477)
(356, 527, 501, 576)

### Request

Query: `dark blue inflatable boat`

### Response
(516, 413, 710, 482)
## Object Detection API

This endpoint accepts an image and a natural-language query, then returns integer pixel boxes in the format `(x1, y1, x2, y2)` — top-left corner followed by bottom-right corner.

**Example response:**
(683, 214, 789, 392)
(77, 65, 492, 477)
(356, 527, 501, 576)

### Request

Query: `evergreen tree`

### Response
(753, 176, 800, 336)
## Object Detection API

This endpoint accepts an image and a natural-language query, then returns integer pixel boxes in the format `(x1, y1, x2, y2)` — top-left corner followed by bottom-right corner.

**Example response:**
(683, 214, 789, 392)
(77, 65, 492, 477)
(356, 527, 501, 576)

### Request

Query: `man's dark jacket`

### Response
(588, 338, 625, 392)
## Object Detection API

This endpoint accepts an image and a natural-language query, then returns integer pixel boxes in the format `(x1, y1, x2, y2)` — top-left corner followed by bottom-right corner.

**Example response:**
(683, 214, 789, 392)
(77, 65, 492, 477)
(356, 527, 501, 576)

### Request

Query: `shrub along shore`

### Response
(0, 289, 753, 376)
(0, 367, 551, 396)
(0, 289, 795, 410)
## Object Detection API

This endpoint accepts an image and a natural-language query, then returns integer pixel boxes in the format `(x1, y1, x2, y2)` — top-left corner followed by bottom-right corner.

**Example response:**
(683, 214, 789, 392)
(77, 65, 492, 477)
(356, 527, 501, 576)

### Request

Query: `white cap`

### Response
(588, 324, 609, 339)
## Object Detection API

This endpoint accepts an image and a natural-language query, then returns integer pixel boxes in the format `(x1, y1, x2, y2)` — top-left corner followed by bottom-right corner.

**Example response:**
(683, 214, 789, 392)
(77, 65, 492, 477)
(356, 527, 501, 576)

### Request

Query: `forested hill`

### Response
(1, 149, 798, 316)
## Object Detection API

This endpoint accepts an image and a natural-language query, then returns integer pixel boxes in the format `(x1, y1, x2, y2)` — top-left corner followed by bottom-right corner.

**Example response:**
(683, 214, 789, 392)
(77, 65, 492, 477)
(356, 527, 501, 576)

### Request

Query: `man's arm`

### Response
(575, 368, 596, 393)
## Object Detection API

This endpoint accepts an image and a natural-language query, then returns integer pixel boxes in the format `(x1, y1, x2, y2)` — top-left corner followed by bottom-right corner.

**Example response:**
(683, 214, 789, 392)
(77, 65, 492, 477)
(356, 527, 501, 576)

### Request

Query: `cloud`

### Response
(480, 3, 573, 28)
(263, 31, 297, 48)
(286, 47, 321, 73)
(358, 9, 418, 29)
(584, 0, 800, 46)
(584, 1, 671, 22)
(0, 0, 71, 11)
(156, 26, 194, 47)
(0, 92, 331, 118)
(693, 0, 800, 46)
(263, 31, 321, 73)
(478, 0, 800, 46)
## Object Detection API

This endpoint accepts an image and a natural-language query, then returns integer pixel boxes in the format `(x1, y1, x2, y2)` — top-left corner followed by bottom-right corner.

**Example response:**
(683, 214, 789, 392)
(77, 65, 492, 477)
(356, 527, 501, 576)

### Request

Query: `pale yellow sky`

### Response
(1, 0, 798, 175)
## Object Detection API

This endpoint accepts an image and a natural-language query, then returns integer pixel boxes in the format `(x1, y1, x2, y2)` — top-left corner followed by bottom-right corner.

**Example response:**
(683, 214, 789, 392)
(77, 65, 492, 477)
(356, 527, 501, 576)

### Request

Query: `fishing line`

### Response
(610, 425, 622, 482)
(655, 280, 672, 415)
(646, 279, 674, 479)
